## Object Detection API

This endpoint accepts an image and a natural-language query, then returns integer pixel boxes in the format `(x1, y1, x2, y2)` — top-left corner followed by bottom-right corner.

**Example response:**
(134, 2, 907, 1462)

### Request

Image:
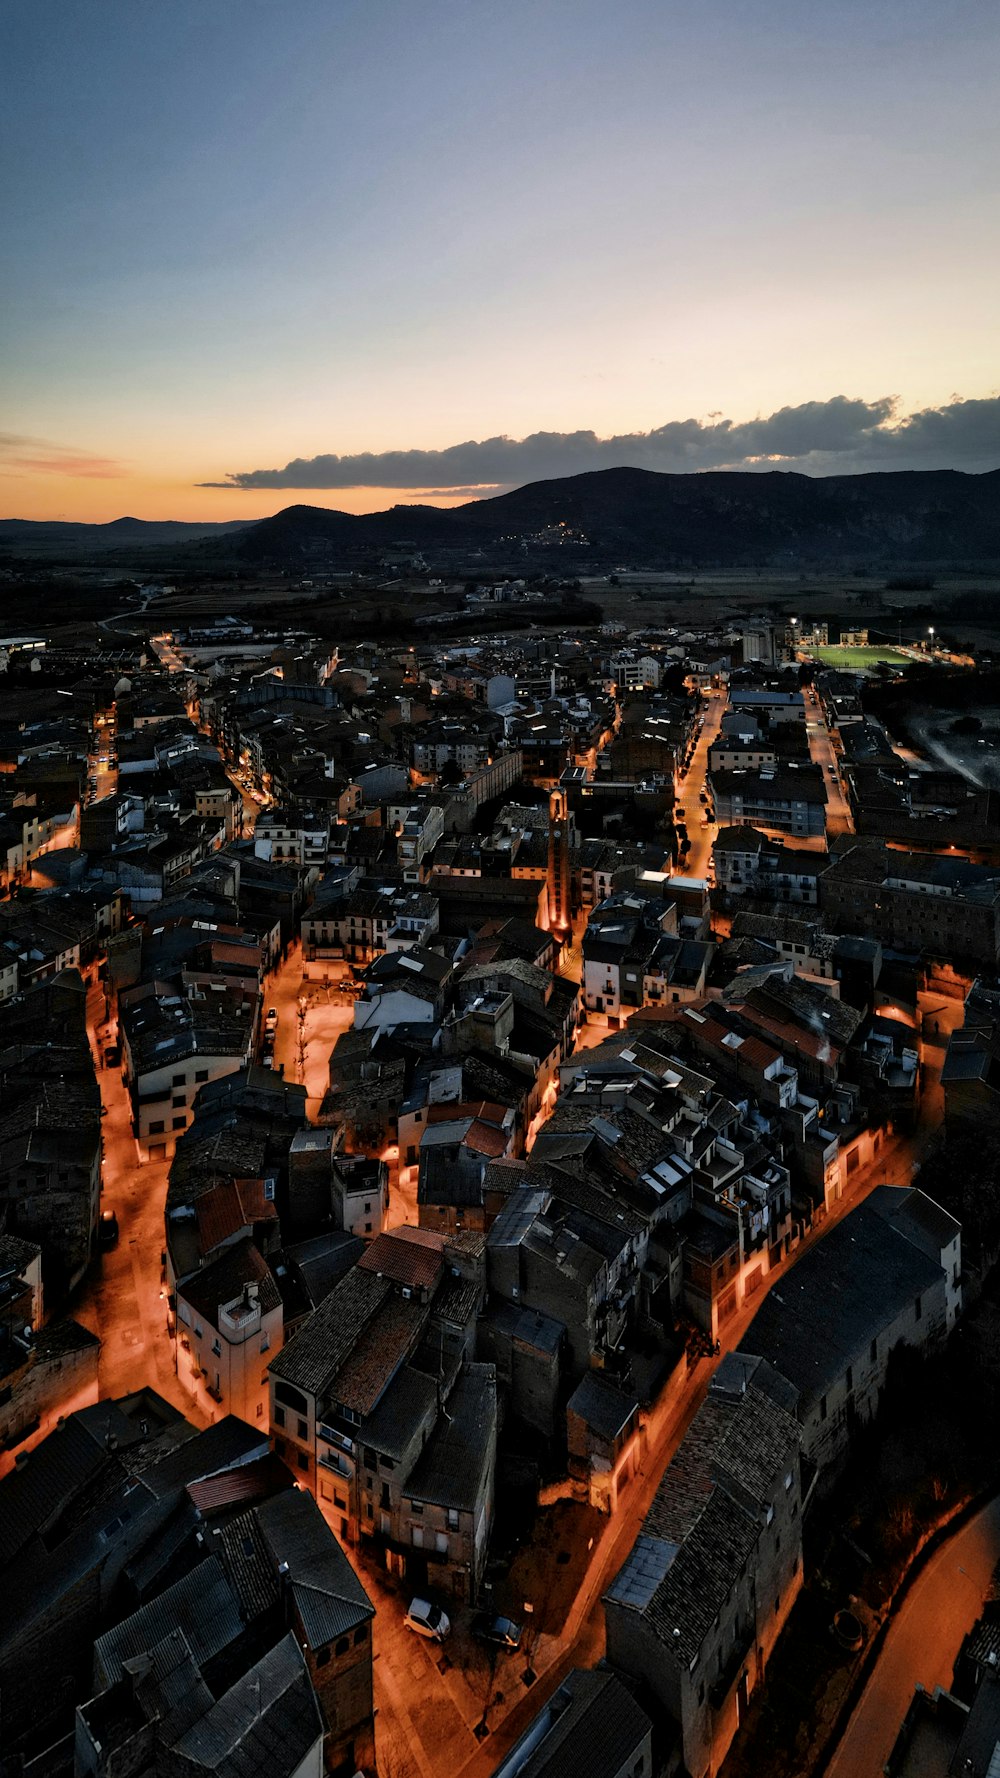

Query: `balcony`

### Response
(319, 1449, 351, 1480)
(319, 1422, 355, 1455)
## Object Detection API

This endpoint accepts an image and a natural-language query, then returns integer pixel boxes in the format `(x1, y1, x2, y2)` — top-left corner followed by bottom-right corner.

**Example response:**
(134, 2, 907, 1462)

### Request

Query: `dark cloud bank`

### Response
(201, 393, 1000, 495)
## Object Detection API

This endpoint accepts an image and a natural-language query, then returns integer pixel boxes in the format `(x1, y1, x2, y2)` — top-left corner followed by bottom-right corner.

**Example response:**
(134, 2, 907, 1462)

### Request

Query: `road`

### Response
(826, 1493, 1000, 1778)
(152, 631, 264, 832)
(72, 984, 208, 1425)
(675, 686, 725, 878)
(806, 684, 854, 837)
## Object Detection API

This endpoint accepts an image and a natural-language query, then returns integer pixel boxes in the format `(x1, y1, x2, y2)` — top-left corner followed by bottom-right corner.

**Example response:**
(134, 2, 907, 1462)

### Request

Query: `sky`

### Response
(2, 0, 999, 522)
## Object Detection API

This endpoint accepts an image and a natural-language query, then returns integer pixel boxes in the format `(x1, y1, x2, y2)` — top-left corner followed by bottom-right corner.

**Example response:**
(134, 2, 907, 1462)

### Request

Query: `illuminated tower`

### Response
(547, 786, 572, 936)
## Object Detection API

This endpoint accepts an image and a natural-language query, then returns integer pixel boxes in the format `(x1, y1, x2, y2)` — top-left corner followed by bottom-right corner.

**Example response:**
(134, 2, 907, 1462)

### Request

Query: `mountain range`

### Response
(4, 466, 1000, 569)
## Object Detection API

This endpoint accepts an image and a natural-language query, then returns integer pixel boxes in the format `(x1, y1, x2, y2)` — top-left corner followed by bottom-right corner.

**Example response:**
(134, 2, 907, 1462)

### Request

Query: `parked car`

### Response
(404, 1598, 451, 1642)
(98, 1209, 119, 1249)
(471, 1613, 523, 1652)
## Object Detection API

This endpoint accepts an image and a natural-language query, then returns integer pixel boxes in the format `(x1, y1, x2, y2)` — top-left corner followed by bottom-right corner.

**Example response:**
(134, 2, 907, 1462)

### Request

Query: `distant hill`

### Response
(5, 466, 1000, 570)
(0, 516, 254, 554)
(227, 466, 1000, 569)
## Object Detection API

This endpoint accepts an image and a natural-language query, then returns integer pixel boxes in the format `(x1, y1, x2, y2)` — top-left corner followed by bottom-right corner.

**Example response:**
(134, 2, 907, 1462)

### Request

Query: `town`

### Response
(2, 584, 1000, 1778)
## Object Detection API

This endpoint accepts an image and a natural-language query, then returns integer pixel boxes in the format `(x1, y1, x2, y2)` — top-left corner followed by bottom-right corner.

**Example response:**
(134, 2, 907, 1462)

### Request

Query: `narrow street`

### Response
(805, 683, 854, 837)
(826, 1493, 1000, 1778)
(675, 685, 726, 878)
(72, 986, 208, 1425)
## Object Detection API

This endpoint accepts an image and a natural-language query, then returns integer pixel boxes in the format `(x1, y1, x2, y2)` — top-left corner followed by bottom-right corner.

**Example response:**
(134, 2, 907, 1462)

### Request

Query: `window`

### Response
(297, 1418, 308, 1441)
(766, 1504, 774, 1526)
(260, 1331, 270, 1353)
(315, 1646, 330, 1667)
(211, 1338, 221, 1357)
(194, 1068, 209, 1083)
(411, 1526, 424, 1549)
(364, 1447, 376, 1470)
(274, 1405, 286, 1428)
(447, 1507, 460, 1531)
(334, 1492, 347, 1510)
(411, 1500, 423, 1515)
(297, 1452, 309, 1473)
(172, 1115, 186, 1130)
(354, 1626, 367, 1646)
(435, 1532, 448, 1553)
(172, 1072, 185, 1086)
(273, 1436, 286, 1457)
(335, 1636, 350, 1656)
(149, 1120, 165, 1135)
(275, 1382, 308, 1415)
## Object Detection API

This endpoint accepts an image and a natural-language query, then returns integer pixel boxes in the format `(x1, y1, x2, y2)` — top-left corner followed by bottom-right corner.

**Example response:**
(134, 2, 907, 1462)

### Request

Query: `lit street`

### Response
(805, 683, 855, 837)
(72, 985, 208, 1425)
(675, 685, 725, 878)
(826, 1493, 1000, 1778)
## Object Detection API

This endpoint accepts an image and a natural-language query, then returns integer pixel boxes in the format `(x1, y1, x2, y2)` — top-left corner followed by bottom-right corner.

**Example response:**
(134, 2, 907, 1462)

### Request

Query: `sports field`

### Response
(810, 644, 911, 670)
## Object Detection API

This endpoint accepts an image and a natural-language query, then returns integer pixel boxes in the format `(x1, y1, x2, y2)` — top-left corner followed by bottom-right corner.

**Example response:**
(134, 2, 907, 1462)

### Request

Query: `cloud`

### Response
(201, 393, 1000, 496)
(0, 432, 125, 480)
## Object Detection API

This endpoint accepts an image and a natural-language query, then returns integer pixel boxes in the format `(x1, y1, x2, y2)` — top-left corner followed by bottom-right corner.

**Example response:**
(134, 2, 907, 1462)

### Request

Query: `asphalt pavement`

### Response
(826, 1494, 1000, 1778)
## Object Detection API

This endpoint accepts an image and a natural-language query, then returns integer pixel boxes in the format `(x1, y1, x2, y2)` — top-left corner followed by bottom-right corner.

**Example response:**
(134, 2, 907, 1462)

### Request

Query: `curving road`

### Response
(826, 1493, 1000, 1778)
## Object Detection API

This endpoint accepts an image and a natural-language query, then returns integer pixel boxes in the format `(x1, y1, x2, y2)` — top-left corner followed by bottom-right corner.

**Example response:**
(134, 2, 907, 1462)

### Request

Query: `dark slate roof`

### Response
(333, 1289, 430, 1417)
(211, 1507, 281, 1620)
(605, 1369, 798, 1667)
(567, 1372, 638, 1442)
(358, 1364, 439, 1462)
(503, 1667, 651, 1778)
(121, 1627, 214, 1746)
(170, 1632, 324, 1778)
(179, 1237, 282, 1327)
(141, 1417, 269, 1498)
(93, 1555, 243, 1687)
(737, 1199, 946, 1406)
(266, 1265, 391, 1397)
(480, 1298, 565, 1356)
(406, 1363, 496, 1513)
(255, 1488, 373, 1649)
(0, 1398, 150, 1566)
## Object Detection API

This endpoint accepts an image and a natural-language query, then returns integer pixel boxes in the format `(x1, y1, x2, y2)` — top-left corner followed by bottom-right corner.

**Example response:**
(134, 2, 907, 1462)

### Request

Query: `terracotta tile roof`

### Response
(196, 1178, 278, 1256)
(334, 1292, 429, 1417)
(357, 1228, 445, 1290)
(186, 1452, 294, 1517)
(465, 1118, 513, 1157)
